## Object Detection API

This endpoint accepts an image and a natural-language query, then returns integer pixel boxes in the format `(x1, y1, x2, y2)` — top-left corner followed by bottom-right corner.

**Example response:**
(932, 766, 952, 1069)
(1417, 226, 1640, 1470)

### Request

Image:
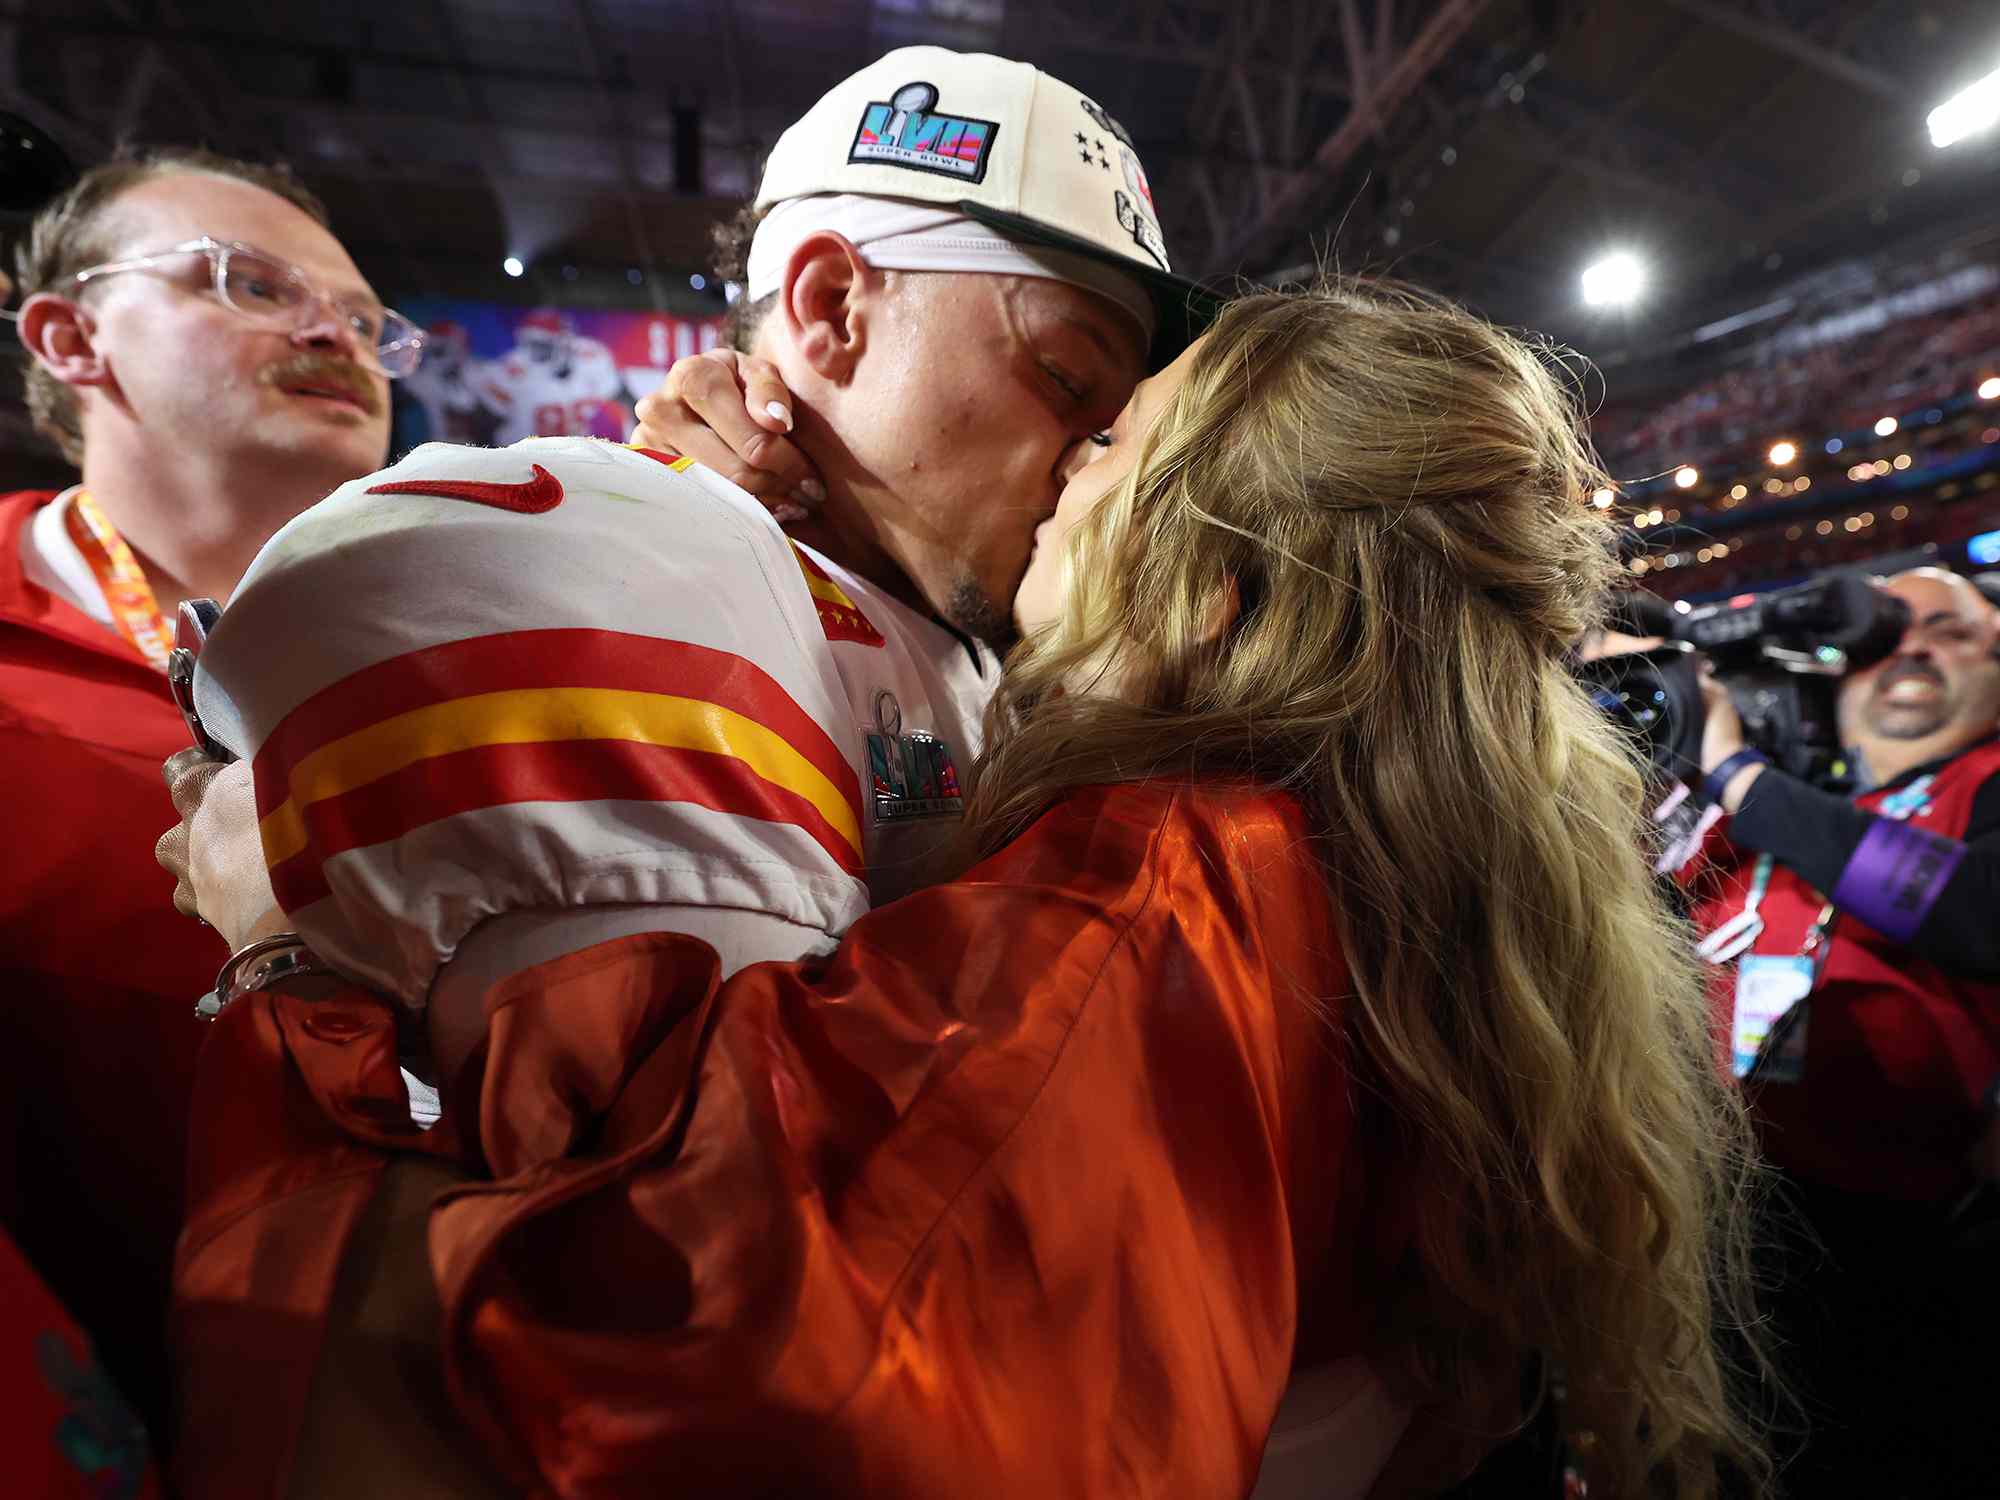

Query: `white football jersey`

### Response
(473, 339, 627, 445)
(195, 436, 993, 1009)
(399, 358, 484, 446)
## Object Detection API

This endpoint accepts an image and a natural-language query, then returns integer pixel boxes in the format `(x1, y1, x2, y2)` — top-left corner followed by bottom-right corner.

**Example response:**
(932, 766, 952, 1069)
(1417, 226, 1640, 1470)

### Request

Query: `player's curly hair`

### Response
(710, 201, 775, 356)
(969, 277, 1785, 1497)
(14, 146, 328, 465)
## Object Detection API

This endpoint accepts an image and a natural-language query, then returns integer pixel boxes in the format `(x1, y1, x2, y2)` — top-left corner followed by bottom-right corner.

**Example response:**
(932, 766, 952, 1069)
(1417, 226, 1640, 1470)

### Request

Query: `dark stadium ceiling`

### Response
(5, 0, 1999, 369)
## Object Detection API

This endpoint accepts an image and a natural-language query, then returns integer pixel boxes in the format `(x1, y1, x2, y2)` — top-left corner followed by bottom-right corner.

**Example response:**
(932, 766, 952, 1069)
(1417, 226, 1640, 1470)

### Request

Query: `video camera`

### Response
(1577, 572, 1911, 792)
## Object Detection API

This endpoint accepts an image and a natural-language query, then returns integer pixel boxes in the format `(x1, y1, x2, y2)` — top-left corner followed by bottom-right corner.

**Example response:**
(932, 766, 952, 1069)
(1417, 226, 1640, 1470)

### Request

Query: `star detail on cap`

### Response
(1077, 147, 1093, 164)
(1097, 154, 1110, 170)
(1094, 138, 1106, 151)
(1074, 131, 1088, 146)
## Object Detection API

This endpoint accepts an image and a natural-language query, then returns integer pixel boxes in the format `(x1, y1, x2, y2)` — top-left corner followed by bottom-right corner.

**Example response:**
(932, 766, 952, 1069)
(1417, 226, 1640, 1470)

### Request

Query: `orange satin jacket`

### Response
(174, 781, 1398, 1498)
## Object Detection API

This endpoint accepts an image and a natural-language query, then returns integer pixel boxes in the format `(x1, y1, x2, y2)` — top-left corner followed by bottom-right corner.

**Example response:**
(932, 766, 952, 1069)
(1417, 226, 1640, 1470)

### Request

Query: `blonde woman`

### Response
(170, 282, 1772, 1499)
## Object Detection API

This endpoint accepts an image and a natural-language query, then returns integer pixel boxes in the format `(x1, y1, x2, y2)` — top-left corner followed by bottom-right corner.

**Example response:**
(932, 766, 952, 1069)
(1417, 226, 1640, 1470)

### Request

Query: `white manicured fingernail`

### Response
(798, 477, 825, 505)
(765, 401, 793, 431)
(771, 502, 809, 524)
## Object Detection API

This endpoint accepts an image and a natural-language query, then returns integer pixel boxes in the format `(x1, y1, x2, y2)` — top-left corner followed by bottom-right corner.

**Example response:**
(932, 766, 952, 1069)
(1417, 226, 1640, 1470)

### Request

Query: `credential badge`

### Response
(865, 689, 964, 823)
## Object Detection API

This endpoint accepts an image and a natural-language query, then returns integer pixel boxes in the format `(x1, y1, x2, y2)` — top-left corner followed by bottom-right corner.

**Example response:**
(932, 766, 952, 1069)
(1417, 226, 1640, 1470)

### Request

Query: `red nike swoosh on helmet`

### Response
(366, 464, 564, 514)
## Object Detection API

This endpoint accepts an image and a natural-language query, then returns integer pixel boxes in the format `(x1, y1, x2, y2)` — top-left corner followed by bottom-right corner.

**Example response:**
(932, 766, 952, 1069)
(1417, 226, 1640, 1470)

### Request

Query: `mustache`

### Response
(1876, 658, 1944, 694)
(258, 352, 383, 416)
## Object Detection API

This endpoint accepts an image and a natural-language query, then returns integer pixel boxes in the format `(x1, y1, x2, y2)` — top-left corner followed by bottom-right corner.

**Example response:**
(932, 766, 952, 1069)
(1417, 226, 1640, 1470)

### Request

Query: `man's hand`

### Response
(1698, 666, 1764, 813)
(156, 749, 285, 951)
(630, 349, 824, 523)
(1573, 627, 1664, 664)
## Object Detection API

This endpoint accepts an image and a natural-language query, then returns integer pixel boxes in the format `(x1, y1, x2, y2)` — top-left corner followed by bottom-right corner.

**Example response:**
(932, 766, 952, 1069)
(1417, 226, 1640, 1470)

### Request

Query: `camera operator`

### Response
(1690, 564, 2000, 1493)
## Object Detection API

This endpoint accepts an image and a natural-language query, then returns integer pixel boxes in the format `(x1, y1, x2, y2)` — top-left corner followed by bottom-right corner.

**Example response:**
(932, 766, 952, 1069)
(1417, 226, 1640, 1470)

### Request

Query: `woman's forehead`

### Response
(1126, 332, 1205, 424)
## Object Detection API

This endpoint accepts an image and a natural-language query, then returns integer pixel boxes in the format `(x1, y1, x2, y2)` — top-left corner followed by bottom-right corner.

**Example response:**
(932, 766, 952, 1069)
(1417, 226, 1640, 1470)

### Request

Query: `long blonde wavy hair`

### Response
(965, 281, 1775, 1496)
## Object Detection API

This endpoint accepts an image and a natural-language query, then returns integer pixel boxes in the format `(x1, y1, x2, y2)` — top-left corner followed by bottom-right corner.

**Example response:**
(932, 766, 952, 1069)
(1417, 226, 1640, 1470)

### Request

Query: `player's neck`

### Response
(78, 435, 345, 610)
(783, 498, 931, 619)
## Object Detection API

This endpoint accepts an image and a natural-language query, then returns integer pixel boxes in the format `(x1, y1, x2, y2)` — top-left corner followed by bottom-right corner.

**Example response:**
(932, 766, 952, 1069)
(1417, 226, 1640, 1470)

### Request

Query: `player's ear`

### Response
(781, 232, 871, 384)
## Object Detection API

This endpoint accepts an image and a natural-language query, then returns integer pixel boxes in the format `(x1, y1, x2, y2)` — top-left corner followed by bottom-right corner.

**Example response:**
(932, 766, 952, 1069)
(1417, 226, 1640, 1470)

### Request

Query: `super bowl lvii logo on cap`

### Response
(848, 80, 999, 184)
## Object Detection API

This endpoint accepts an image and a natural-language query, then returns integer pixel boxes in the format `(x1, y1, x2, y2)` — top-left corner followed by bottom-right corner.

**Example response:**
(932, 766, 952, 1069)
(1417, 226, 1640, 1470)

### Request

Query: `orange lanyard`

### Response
(61, 488, 173, 672)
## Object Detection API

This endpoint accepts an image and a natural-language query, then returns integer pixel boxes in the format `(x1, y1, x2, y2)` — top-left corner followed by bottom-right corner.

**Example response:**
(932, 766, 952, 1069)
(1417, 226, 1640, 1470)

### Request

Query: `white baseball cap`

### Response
(754, 46, 1219, 371)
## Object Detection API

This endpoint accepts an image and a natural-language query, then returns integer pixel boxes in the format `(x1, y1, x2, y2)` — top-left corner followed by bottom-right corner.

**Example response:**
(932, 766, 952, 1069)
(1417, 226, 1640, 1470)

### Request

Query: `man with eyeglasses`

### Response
(0, 145, 412, 1446)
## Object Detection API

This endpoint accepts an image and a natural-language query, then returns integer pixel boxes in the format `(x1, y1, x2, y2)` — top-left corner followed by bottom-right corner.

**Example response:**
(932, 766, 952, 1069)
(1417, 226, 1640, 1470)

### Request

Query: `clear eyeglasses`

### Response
(70, 235, 426, 378)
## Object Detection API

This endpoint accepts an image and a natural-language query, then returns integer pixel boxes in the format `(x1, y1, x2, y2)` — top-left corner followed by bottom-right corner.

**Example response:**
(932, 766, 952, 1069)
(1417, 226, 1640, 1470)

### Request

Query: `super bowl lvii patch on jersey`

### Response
(866, 689, 963, 822)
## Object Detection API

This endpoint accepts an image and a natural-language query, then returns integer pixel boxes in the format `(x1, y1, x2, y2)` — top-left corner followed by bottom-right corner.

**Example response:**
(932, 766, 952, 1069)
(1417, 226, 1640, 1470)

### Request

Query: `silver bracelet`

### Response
(195, 931, 333, 1020)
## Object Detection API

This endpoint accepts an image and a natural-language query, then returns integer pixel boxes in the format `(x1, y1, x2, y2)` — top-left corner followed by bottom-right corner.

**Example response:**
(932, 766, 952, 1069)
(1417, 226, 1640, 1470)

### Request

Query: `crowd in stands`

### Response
(1584, 255, 2000, 603)
(1596, 266, 2000, 486)
(1631, 418, 2000, 599)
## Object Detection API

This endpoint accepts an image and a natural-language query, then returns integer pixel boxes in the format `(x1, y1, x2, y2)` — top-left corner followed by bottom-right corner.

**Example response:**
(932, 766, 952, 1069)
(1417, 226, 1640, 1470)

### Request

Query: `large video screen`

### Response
(391, 299, 727, 456)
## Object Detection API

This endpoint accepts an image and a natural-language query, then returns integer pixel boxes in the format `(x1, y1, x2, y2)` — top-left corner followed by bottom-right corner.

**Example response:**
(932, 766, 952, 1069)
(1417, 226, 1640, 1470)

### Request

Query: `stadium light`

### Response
(1673, 465, 1699, 489)
(1581, 251, 1645, 308)
(1980, 376, 2000, 400)
(502, 256, 525, 278)
(1875, 415, 1899, 437)
(1768, 440, 1797, 466)
(1928, 62, 2000, 148)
